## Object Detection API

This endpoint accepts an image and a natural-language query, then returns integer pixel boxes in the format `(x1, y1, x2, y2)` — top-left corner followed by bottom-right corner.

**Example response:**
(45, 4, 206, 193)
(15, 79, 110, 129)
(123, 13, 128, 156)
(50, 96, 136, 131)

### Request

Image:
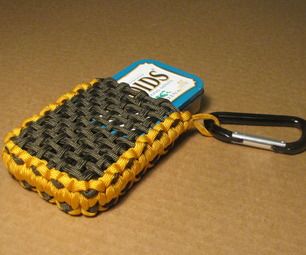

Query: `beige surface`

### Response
(0, 1, 305, 254)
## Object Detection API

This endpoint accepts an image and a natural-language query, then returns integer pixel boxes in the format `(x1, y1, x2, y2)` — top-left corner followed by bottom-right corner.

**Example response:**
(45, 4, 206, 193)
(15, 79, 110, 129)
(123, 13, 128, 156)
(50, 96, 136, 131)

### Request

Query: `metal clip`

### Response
(203, 112, 306, 155)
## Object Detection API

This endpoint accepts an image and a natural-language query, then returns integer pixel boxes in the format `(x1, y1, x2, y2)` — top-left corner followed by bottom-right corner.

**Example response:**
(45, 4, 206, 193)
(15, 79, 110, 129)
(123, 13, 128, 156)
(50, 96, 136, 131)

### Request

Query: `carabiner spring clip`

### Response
(204, 112, 306, 155)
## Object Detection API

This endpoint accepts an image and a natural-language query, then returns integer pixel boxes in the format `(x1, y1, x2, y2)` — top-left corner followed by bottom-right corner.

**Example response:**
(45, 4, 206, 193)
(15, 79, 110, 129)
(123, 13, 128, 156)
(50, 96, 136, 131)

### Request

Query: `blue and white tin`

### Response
(113, 59, 204, 113)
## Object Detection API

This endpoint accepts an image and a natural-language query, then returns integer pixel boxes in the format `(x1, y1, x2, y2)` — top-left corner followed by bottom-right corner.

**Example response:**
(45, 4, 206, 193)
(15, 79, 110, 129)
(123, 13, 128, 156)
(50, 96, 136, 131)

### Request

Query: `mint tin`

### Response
(113, 59, 204, 113)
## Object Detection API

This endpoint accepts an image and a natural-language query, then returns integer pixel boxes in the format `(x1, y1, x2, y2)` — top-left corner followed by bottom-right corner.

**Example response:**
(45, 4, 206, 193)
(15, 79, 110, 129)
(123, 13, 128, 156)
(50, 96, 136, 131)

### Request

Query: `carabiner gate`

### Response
(203, 112, 306, 155)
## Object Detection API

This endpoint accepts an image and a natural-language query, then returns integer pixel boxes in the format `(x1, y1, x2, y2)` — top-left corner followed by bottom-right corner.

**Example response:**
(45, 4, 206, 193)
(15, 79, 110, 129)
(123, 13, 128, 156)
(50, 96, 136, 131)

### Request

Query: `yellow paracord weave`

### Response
(2, 80, 220, 216)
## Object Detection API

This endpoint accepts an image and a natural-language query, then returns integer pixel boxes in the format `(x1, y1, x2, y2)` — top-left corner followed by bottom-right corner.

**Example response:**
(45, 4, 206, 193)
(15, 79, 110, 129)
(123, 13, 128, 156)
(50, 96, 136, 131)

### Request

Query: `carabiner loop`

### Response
(203, 112, 306, 155)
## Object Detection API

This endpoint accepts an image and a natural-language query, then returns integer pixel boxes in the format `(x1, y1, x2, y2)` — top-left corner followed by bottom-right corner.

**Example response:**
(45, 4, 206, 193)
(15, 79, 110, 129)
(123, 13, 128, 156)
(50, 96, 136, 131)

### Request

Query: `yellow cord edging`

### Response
(2, 80, 219, 216)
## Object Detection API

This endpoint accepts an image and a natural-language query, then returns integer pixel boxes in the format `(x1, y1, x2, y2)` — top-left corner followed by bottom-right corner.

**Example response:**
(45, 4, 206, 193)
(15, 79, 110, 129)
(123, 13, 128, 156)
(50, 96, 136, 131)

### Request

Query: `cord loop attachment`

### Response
(191, 113, 220, 136)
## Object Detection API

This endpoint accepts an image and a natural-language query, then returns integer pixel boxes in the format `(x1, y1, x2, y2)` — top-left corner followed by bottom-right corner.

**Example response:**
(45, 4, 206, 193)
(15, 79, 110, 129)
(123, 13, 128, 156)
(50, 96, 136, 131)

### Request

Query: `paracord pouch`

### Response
(2, 78, 217, 216)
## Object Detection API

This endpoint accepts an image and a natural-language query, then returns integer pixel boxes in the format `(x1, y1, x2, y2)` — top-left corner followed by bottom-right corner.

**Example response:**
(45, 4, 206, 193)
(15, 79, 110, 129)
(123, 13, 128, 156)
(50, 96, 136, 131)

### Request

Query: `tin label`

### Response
(113, 59, 204, 111)
(117, 63, 195, 102)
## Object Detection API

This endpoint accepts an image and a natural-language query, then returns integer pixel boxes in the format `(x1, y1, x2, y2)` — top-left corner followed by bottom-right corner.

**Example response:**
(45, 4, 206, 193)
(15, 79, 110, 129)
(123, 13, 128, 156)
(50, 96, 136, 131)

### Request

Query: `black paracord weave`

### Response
(12, 78, 177, 181)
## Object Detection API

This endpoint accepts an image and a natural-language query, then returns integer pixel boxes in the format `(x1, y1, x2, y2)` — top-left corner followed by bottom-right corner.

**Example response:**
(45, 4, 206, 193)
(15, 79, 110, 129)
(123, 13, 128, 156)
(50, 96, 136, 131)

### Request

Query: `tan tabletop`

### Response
(0, 1, 305, 254)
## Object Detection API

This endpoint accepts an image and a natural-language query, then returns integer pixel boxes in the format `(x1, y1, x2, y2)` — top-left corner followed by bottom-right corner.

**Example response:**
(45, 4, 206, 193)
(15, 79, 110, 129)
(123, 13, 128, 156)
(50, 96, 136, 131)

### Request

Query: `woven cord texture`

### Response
(12, 78, 177, 181)
(2, 78, 220, 216)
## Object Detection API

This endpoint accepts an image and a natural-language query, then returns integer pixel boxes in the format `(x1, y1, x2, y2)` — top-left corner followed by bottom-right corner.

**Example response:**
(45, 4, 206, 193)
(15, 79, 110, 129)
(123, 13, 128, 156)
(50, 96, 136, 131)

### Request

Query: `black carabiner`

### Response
(203, 112, 306, 155)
